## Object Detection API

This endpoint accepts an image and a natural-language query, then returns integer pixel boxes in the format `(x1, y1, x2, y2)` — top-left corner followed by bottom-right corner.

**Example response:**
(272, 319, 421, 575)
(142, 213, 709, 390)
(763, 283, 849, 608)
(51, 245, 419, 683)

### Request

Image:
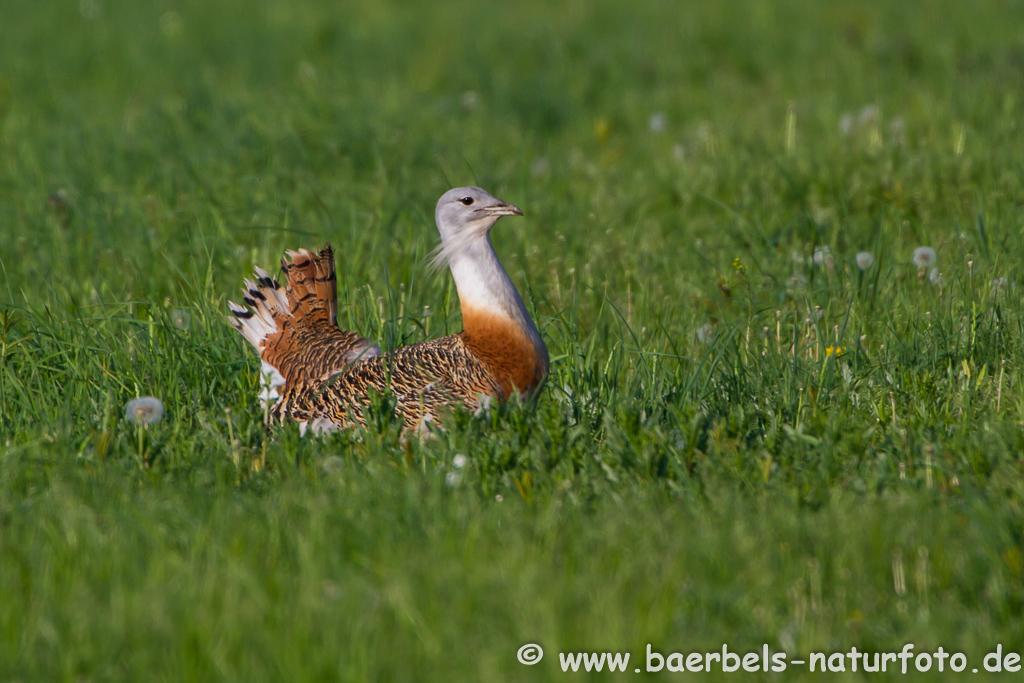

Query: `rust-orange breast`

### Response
(460, 307, 545, 398)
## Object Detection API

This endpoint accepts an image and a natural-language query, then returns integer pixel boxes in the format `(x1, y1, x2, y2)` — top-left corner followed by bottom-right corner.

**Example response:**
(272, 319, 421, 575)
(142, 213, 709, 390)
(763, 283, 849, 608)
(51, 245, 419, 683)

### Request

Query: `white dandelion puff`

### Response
(453, 454, 468, 469)
(170, 309, 191, 330)
(695, 324, 714, 345)
(445, 471, 460, 487)
(459, 91, 478, 111)
(125, 397, 164, 426)
(649, 112, 666, 133)
(856, 251, 874, 270)
(858, 105, 878, 126)
(929, 268, 944, 285)
(787, 273, 808, 291)
(813, 246, 834, 268)
(912, 246, 937, 268)
(839, 113, 854, 135)
(890, 116, 906, 144)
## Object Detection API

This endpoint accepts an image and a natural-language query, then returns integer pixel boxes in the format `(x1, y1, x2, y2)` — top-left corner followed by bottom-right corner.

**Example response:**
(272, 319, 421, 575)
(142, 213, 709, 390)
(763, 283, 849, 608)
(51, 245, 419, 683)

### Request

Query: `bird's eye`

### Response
(459, 197, 474, 206)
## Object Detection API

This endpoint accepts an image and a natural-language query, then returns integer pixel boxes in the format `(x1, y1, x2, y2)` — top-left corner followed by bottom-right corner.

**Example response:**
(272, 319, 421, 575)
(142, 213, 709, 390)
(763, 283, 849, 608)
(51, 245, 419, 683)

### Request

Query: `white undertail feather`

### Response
(259, 360, 286, 409)
(254, 266, 289, 310)
(227, 275, 292, 410)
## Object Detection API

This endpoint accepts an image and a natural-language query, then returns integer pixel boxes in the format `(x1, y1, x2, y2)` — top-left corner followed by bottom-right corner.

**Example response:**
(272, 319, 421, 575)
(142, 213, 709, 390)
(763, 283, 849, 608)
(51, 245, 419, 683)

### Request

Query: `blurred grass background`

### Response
(2, 0, 1024, 679)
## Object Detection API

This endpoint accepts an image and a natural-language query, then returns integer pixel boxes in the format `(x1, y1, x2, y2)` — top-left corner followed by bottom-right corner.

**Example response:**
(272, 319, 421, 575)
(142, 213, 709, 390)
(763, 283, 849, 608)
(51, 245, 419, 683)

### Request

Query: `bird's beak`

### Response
(478, 202, 523, 217)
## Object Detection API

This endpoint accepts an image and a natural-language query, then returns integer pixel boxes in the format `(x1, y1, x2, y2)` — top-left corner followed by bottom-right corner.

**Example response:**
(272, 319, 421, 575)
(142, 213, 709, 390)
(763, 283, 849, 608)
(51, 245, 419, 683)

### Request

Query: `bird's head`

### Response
(434, 187, 523, 244)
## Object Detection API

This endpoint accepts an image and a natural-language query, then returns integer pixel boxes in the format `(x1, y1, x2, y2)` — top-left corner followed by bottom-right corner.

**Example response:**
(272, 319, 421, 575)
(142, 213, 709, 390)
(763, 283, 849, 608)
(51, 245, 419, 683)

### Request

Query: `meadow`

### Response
(2, 0, 1024, 679)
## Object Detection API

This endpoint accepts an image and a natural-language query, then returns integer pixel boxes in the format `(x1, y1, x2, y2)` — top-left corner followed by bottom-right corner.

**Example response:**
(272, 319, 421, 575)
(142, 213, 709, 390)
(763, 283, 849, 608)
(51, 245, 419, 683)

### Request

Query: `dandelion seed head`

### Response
(912, 246, 937, 268)
(839, 113, 854, 135)
(858, 105, 878, 126)
(695, 323, 714, 345)
(856, 251, 875, 270)
(445, 471, 460, 487)
(459, 91, 478, 111)
(171, 309, 191, 330)
(890, 116, 906, 144)
(453, 454, 467, 469)
(125, 397, 164, 425)
(813, 246, 834, 268)
(929, 268, 944, 285)
(320, 455, 344, 475)
(649, 112, 667, 133)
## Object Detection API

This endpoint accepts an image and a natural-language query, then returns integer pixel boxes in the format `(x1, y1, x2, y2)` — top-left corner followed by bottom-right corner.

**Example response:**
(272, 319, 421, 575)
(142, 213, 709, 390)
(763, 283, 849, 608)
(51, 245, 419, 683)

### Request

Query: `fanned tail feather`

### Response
(227, 244, 380, 411)
(280, 247, 338, 325)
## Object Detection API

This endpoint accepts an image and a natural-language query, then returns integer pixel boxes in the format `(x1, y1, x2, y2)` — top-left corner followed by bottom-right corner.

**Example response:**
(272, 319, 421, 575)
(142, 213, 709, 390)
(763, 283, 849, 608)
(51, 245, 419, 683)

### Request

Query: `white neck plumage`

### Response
(453, 237, 540, 328)
(435, 229, 545, 349)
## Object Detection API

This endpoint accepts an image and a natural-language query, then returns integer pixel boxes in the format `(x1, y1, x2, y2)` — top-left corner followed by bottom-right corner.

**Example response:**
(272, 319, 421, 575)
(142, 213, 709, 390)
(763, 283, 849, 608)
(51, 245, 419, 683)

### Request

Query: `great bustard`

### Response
(228, 187, 549, 434)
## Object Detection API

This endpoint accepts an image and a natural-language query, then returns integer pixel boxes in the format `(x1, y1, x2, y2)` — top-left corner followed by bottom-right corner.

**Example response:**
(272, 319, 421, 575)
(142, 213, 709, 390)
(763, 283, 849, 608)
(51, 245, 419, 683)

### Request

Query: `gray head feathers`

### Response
(429, 187, 523, 270)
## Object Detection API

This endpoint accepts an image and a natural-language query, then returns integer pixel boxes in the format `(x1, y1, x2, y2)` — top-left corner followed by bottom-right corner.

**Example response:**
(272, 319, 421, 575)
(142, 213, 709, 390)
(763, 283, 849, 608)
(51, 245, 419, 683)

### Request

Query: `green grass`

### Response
(3, 0, 1024, 679)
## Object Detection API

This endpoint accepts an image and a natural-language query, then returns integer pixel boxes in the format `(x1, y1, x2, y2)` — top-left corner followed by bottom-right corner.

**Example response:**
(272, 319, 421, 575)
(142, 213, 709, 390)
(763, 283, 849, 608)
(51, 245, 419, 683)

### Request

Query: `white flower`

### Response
(495, 494, 503, 502)
(296, 61, 317, 86)
(649, 112, 666, 133)
(452, 454, 467, 469)
(890, 116, 906, 144)
(125, 397, 164, 425)
(171, 309, 191, 330)
(459, 91, 478, 111)
(929, 268, 944, 285)
(912, 246, 936, 268)
(858, 105, 878, 125)
(320, 456, 344, 474)
(856, 252, 874, 270)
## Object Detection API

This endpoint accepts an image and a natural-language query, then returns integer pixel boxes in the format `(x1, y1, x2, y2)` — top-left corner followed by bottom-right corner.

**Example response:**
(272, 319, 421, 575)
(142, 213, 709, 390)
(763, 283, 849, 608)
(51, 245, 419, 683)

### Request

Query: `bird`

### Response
(227, 187, 549, 434)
